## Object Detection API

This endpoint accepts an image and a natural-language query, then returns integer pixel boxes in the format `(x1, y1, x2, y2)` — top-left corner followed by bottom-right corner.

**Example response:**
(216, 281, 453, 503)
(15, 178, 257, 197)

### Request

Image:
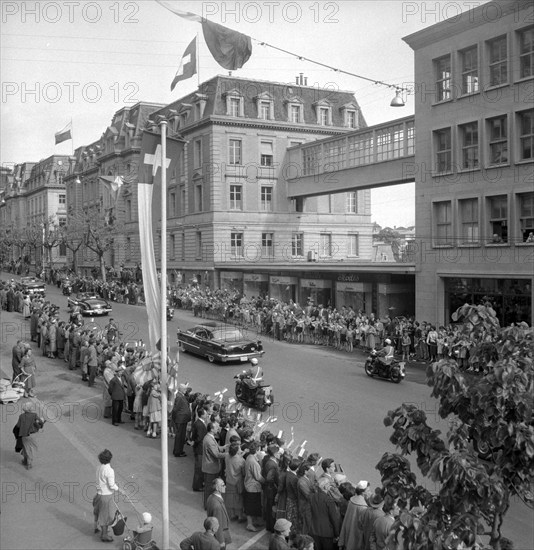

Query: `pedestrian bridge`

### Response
(285, 115, 415, 198)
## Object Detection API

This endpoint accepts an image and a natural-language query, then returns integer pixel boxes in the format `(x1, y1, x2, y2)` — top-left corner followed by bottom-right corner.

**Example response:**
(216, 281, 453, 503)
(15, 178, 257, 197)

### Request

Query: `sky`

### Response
(1, 0, 489, 227)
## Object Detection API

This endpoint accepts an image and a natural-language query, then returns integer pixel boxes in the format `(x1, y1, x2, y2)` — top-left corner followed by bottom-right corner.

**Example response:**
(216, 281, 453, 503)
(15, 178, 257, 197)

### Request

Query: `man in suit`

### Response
(192, 407, 208, 492)
(206, 478, 231, 549)
(108, 365, 126, 426)
(179, 517, 220, 550)
(172, 383, 192, 457)
(309, 477, 342, 550)
(202, 421, 226, 508)
(11, 340, 24, 381)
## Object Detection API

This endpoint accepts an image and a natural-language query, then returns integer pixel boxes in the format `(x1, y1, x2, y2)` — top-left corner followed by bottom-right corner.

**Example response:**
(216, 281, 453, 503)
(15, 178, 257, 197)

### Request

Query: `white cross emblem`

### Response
(176, 53, 191, 77)
(144, 144, 171, 177)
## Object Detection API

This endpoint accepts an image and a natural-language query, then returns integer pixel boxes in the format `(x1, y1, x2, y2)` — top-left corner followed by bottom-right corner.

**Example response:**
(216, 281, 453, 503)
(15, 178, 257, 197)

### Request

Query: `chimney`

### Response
(296, 76, 299, 85)
(304, 77, 308, 86)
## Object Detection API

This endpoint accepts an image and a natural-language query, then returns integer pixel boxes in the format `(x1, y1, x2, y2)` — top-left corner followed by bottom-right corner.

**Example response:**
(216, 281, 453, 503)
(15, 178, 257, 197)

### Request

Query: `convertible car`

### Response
(177, 322, 264, 364)
(68, 293, 112, 316)
(19, 277, 46, 296)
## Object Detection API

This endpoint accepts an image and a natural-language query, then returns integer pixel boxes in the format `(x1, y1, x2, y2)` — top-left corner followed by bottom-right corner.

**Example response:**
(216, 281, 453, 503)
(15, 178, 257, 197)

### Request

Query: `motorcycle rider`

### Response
(375, 338, 395, 374)
(242, 358, 263, 390)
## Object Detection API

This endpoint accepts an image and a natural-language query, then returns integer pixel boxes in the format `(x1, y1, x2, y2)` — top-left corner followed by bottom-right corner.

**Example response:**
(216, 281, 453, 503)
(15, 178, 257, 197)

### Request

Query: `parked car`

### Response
(177, 322, 264, 364)
(19, 277, 46, 297)
(68, 293, 112, 316)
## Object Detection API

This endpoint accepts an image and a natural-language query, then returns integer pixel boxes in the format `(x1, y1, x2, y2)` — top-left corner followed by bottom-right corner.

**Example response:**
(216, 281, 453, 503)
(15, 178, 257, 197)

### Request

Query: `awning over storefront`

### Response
(270, 276, 298, 285)
(300, 279, 332, 289)
(337, 282, 372, 292)
(244, 273, 269, 282)
(220, 271, 244, 281)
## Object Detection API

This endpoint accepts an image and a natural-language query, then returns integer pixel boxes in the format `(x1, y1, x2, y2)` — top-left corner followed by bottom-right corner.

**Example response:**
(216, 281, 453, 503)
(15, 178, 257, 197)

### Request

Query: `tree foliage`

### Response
(377, 305, 534, 550)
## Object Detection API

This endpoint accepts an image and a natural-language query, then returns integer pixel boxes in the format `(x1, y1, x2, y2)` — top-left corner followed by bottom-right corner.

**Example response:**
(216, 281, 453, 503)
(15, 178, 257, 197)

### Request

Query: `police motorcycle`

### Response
(234, 358, 274, 411)
(364, 339, 406, 383)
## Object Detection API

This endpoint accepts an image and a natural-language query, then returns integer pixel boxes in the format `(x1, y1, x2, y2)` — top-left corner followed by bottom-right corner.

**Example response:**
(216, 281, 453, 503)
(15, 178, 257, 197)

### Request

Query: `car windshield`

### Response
(210, 328, 246, 342)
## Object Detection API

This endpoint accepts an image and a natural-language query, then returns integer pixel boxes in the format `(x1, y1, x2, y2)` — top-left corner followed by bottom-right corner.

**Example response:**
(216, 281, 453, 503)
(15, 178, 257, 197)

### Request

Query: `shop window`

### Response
(320, 233, 332, 257)
(488, 195, 508, 243)
(261, 186, 273, 211)
(434, 128, 452, 172)
(519, 27, 534, 79)
(518, 109, 534, 161)
(460, 122, 479, 169)
(487, 116, 508, 165)
(229, 185, 242, 210)
(348, 234, 359, 256)
(459, 198, 479, 244)
(262, 233, 274, 257)
(460, 46, 479, 94)
(519, 192, 534, 242)
(488, 36, 507, 87)
(231, 232, 243, 257)
(228, 139, 242, 165)
(435, 55, 451, 101)
(292, 233, 303, 257)
(434, 201, 453, 245)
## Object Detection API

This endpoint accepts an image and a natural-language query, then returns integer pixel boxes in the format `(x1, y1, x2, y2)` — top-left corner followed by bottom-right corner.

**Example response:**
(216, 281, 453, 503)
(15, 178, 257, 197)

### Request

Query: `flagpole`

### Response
(159, 118, 170, 550)
(196, 31, 200, 87)
(70, 118, 74, 156)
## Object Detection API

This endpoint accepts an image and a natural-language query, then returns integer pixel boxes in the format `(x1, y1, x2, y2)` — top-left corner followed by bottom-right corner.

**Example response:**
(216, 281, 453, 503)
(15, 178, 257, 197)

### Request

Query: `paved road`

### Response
(1, 279, 532, 550)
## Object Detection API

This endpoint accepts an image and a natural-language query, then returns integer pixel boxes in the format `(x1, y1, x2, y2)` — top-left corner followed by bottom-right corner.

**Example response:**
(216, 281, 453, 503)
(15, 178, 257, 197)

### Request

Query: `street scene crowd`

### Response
(3, 275, 514, 549)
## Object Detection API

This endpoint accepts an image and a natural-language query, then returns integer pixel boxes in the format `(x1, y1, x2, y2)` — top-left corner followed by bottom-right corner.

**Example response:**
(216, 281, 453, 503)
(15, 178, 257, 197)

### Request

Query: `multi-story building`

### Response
(404, 0, 533, 325)
(147, 74, 374, 306)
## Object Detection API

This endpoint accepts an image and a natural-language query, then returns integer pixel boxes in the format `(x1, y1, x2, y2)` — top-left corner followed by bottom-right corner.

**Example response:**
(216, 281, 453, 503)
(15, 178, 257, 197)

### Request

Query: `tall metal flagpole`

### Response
(159, 119, 169, 550)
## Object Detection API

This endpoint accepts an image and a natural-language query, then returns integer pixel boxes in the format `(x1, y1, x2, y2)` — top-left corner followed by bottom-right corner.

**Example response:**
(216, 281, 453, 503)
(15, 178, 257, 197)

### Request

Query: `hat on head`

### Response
(273, 518, 291, 532)
(142, 512, 152, 524)
(318, 477, 331, 492)
(356, 480, 369, 491)
(333, 473, 347, 485)
(369, 492, 384, 508)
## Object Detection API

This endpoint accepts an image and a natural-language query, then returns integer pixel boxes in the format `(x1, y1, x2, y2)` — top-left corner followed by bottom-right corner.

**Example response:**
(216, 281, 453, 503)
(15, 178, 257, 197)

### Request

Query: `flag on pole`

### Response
(171, 36, 197, 91)
(156, 0, 252, 71)
(138, 130, 185, 351)
(55, 122, 72, 145)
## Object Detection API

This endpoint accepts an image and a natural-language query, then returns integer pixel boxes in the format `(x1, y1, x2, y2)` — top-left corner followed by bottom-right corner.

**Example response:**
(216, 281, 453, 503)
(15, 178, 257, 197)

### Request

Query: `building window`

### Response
(347, 192, 358, 213)
(170, 234, 176, 259)
(169, 192, 176, 217)
(126, 199, 132, 222)
(519, 192, 534, 241)
(290, 104, 302, 123)
(259, 101, 271, 120)
(262, 233, 274, 257)
(229, 185, 242, 210)
(320, 234, 332, 257)
(459, 198, 479, 244)
(231, 232, 243, 257)
(488, 116, 508, 165)
(519, 27, 534, 79)
(260, 141, 274, 166)
(196, 231, 202, 259)
(125, 237, 131, 261)
(228, 139, 242, 165)
(260, 186, 273, 211)
(180, 186, 186, 215)
(518, 110, 534, 160)
(194, 139, 202, 168)
(348, 234, 359, 256)
(319, 107, 330, 126)
(435, 128, 452, 172)
(229, 97, 241, 117)
(346, 110, 357, 129)
(292, 233, 303, 257)
(195, 184, 203, 212)
(488, 36, 507, 86)
(460, 46, 479, 94)
(488, 195, 508, 243)
(59, 194, 66, 204)
(434, 201, 453, 246)
(181, 233, 185, 260)
(460, 122, 479, 169)
(435, 55, 451, 101)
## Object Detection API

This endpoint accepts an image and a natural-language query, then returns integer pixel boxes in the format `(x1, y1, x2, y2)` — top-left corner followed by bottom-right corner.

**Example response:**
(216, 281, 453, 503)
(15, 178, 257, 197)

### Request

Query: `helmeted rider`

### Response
(243, 357, 262, 389)
(376, 338, 395, 368)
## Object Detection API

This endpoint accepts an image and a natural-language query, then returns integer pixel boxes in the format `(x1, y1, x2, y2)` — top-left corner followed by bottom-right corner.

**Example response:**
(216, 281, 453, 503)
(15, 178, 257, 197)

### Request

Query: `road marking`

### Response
(237, 529, 267, 550)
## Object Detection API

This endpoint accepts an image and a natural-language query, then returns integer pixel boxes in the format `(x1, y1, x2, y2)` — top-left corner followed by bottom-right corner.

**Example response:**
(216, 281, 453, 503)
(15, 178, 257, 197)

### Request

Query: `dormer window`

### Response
(314, 100, 332, 126)
(255, 92, 274, 120)
(224, 89, 245, 117)
(193, 93, 208, 121)
(340, 103, 359, 129)
(285, 96, 304, 123)
(179, 104, 192, 128)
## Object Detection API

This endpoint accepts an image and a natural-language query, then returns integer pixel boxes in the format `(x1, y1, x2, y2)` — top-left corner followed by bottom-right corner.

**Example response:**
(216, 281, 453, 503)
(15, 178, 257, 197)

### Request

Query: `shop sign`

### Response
(220, 271, 243, 280)
(338, 274, 360, 282)
(244, 273, 269, 282)
(300, 279, 332, 289)
(337, 281, 372, 292)
(270, 276, 297, 285)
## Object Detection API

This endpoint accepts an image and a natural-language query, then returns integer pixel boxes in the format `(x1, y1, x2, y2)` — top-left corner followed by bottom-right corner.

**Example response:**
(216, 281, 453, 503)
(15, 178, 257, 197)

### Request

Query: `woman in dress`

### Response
(224, 442, 246, 521)
(92, 449, 119, 542)
(20, 346, 37, 398)
(147, 382, 162, 438)
(22, 295, 31, 319)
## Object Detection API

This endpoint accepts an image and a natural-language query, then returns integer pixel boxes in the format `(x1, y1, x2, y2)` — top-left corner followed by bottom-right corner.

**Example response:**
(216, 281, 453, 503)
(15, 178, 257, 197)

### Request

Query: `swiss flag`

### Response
(171, 37, 197, 91)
